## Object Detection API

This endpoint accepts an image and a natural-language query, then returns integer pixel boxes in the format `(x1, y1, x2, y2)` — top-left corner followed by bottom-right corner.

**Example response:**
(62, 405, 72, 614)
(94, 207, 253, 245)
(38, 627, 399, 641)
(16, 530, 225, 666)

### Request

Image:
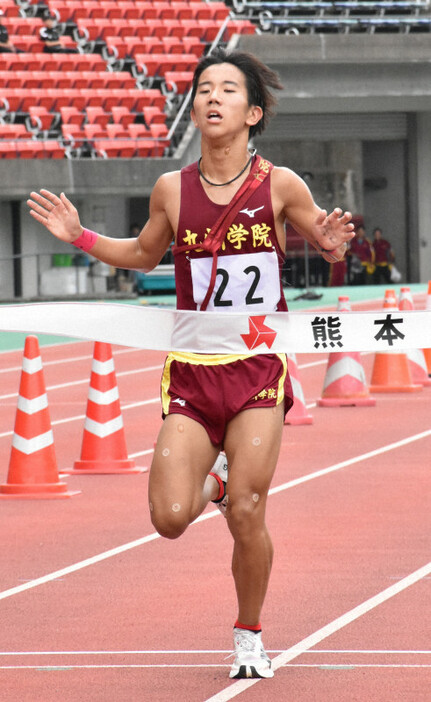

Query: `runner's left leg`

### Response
(223, 403, 284, 626)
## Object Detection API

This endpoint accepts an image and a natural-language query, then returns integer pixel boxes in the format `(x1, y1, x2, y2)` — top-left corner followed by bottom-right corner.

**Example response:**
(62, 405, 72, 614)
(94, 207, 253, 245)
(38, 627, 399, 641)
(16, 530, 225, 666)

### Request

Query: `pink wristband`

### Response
(72, 228, 98, 252)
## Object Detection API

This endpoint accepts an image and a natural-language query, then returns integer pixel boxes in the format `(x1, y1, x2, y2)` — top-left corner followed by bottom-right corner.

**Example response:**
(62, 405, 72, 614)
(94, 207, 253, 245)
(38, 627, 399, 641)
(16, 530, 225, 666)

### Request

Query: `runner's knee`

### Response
(149, 503, 190, 540)
(226, 492, 264, 537)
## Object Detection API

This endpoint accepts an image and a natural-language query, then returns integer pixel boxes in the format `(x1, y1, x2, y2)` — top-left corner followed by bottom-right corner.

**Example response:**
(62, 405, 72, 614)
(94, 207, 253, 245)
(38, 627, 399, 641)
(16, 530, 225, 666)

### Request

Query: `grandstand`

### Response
(1, 0, 431, 297)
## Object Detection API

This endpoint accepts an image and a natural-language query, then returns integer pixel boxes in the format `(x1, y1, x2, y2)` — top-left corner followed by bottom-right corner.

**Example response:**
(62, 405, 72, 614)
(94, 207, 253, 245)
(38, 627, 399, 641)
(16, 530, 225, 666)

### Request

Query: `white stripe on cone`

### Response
(322, 356, 367, 391)
(17, 394, 49, 415)
(92, 358, 115, 376)
(84, 414, 124, 439)
(12, 430, 54, 455)
(21, 356, 43, 374)
(87, 386, 120, 405)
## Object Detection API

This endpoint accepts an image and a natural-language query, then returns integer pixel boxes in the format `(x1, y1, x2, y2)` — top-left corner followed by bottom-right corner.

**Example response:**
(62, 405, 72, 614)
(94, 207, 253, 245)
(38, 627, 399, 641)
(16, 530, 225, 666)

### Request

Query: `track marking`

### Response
(1, 649, 430, 656)
(0, 398, 160, 441)
(0, 428, 429, 603)
(204, 560, 431, 702)
(0, 663, 429, 671)
(0, 346, 147, 374)
(0, 364, 163, 402)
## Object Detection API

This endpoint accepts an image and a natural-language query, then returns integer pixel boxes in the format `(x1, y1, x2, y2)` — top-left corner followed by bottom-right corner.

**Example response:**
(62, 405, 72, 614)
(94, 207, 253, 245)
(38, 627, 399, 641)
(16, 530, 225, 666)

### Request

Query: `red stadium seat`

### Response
(132, 88, 166, 111)
(79, 88, 104, 107)
(0, 124, 28, 139)
(152, 2, 176, 19)
(85, 106, 111, 127)
(84, 123, 109, 140)
(16, 140, 46, 159)
(106, 124, 130, 139)
(163, 71, 194, 94)
(60, 106, 86, 127)
(0, 143, 17, 158)
(128, 123, 151, 138)
(0, 71, 20, 88)
(93, 139, 136, 158)
(149, 123, 169, 139)
(142, 106, 166, 126)
(134, 139, 159, 157)
(43, 140, 66, 159)
(28, 106, 57, 131)
(111, 106, 136, 127)
(61, 123, 86, 148)
(226, 20, 256, 37)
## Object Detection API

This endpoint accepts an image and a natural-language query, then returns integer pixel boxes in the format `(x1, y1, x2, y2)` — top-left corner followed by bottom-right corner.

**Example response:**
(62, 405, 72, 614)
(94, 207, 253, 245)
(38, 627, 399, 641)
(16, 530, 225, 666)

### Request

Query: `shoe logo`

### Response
(172, 397, 186, 407)
(239, 205, 264, 219)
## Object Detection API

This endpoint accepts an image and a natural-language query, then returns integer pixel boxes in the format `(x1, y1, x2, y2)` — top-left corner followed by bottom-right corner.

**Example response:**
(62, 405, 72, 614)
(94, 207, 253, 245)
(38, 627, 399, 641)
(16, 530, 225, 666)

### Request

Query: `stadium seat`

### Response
(43, 140, 66, 159)
(163, 71, 194, 94)
(2, 1, 20, 18)
(61, 123, 86, 148)
(85, 106, 111, 127)
(0, 143, 17, 158)
(142, 105, 166, 126)
(132, 88, 166, 111)
(28, 106, 58, 131)
(134, 139, 160, 157)
(59, 106, 86, 127)
(15, 140, 46, 159)
(93, 138, 136, 158)
(149, 123, 169, 139)
(0, 124, 28, 139)
(84, 123, 109, 140)
(106, 123, 130, 138)
(128, 123, 152, 138)
(111, 106, 136, 127)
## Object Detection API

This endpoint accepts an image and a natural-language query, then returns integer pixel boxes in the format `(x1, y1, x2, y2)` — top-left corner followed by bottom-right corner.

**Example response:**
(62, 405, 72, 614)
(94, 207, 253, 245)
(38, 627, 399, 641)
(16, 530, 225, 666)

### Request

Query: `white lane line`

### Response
(204, 560, 431, 702)
(271, 428, 431, 494)
(0, 364, 163, 401)
(0, 346, 145, 374)
(0, 648, 428, 657)
(0, 663, 429, 671)
(0, 428, 429, 604)
(0, 398, 160, 440)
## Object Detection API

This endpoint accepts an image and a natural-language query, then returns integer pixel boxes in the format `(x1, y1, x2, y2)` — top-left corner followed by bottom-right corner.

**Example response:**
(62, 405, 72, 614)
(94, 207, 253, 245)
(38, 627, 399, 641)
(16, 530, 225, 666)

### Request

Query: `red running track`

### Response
(0, 295, 430, 701)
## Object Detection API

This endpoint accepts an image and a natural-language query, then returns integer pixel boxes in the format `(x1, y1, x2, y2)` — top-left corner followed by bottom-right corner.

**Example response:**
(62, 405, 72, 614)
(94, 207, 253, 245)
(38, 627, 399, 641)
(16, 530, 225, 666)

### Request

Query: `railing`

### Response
(0, 251, 117, 300)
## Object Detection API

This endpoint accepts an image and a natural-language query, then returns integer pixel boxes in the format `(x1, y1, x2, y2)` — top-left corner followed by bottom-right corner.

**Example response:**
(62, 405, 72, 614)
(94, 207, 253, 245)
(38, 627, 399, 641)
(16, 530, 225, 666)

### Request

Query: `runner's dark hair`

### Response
(191, 48, 283, 138)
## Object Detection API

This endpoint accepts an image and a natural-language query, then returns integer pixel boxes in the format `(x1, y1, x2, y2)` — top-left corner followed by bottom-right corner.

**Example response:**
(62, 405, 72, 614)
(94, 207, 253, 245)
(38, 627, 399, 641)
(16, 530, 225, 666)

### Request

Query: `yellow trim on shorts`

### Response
(161, 352, 288, 412)
(276, 352, 288, 405)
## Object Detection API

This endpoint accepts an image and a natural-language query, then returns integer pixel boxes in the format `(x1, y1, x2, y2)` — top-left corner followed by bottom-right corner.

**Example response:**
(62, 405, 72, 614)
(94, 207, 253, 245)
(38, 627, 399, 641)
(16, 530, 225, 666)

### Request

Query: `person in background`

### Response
(372, 227, 395, 284)
(0, 10, 23, 52)
(348, 224, 375, 284)
(39, 9, 78, 53)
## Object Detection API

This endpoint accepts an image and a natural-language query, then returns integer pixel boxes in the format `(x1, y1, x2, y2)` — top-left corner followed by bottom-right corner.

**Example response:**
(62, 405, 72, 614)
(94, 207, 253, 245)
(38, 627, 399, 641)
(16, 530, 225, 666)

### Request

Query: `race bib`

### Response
(190, 251, 280, 312)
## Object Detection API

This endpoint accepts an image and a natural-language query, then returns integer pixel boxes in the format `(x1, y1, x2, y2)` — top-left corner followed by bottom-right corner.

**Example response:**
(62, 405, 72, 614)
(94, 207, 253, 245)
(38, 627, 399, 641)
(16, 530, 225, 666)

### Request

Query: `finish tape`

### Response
(0, 302, 430, 354)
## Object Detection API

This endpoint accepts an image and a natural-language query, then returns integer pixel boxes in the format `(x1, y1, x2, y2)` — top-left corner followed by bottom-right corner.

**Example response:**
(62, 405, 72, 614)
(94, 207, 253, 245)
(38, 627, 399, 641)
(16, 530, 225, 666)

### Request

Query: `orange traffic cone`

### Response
(423, 281, 431, 376)
(383, 288, 398, 309)
(369, 289, 422, 393)
(0, 336, 79, 499)
(318, 295, 376, 407)
(68, 342, 145, 474)
(399, 286, 414, 311)
(399, 286, 431, 386)
(284, 353, 313, 425)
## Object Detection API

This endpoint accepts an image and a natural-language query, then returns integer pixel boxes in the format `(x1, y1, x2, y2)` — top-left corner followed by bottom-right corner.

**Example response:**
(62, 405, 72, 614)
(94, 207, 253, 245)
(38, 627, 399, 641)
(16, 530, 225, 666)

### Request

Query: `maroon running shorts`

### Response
(161, 352, 293, 446)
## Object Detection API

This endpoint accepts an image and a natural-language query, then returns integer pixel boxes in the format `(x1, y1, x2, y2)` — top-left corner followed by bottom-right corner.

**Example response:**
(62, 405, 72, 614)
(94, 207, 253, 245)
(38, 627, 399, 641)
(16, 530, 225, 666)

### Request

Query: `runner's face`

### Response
(191, 63, 262, 136)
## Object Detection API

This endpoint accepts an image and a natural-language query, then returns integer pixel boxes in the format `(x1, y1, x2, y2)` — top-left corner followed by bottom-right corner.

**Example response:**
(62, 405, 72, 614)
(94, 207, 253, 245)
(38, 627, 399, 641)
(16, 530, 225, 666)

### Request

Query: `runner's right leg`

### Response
(148, 413, 221, 539)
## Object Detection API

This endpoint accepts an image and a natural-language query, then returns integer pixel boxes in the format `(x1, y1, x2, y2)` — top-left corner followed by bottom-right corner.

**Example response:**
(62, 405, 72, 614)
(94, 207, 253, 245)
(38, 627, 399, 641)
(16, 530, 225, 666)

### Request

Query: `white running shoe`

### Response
(209, 453, 228, 516)
(229, 628, 274, 679)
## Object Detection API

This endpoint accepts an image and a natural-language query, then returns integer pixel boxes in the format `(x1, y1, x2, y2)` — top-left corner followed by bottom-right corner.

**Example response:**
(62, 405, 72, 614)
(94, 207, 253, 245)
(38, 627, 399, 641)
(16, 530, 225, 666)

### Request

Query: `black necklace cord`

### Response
(198, 149, 257, 187)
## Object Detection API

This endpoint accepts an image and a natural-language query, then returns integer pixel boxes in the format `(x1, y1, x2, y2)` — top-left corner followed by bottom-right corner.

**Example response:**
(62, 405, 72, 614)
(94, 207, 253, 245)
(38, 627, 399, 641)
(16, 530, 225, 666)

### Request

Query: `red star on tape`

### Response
(240, 316, 277, 350)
